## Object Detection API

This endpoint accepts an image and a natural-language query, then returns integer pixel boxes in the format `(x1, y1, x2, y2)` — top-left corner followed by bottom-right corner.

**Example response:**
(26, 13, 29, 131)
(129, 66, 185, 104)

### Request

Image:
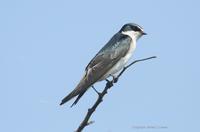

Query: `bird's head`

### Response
(119, 23, 147, 40)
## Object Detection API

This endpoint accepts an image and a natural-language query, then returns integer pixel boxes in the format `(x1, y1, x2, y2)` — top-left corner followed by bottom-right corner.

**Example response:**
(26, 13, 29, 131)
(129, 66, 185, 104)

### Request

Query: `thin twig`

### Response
(75, 56, 156, 132)
(117, 56, 157, 78)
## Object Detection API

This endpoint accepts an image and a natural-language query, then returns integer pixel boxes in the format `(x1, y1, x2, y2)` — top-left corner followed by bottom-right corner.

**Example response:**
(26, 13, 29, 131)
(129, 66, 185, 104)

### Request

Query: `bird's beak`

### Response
(142, 32, 147, 35)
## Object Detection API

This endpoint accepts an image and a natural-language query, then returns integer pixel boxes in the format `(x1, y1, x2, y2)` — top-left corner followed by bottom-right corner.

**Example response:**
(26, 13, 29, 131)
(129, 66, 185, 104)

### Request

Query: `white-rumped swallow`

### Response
(60, 23, 147, 106)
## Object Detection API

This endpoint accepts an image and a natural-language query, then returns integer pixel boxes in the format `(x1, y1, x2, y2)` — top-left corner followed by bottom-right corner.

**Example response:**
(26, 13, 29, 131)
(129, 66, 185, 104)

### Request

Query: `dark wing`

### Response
(60, 33, 132, 106)
(86, 33, 132, 72)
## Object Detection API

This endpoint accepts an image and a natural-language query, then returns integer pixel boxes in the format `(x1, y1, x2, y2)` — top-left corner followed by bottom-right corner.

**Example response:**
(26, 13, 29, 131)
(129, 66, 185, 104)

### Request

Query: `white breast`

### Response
(99, 32, 136, 81)
(106, 40, 136, 76)
(98, 31, 137, 81)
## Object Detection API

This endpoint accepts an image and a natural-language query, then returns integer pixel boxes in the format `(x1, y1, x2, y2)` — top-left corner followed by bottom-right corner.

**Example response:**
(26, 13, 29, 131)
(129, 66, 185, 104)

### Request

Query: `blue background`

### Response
(1, 0, 200, 132)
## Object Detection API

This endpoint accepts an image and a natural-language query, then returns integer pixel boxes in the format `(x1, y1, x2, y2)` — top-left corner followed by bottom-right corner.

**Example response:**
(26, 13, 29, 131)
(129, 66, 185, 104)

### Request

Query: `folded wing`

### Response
(60, 33, 132, 106)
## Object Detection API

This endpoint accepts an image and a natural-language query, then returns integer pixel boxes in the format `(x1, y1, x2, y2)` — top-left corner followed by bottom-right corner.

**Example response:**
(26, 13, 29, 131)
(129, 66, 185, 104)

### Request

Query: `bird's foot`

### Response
(113, 77, 118, 83)
(110, 75, 118, 83)
(106, 79, 113, 88)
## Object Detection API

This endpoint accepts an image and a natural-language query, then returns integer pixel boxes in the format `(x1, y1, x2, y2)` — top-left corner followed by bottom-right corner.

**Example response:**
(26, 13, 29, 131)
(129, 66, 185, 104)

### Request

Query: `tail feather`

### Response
(60, 77, 93, 106)
(60, 71, 96, 106)
(70, 90, 87, 107)
(60, 89, 80, 105)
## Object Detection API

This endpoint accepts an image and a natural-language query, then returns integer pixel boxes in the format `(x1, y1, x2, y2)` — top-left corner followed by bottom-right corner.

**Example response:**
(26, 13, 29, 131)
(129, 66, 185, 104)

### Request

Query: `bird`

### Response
(60, 23, 147, 107)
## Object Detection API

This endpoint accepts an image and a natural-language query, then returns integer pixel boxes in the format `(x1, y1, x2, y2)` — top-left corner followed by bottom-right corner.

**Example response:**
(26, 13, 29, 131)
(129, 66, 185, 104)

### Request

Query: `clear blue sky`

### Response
(1, 0, 200, 132)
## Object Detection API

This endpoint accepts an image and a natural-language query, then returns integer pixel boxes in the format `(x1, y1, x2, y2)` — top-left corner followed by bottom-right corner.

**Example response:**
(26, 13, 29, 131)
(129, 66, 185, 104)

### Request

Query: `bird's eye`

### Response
(132, 26, 141, 32)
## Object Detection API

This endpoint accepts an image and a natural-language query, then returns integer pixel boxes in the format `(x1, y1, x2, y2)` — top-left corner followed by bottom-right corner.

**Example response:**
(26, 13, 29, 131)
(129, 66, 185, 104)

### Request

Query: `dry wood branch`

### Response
(75, 56, 156, 132)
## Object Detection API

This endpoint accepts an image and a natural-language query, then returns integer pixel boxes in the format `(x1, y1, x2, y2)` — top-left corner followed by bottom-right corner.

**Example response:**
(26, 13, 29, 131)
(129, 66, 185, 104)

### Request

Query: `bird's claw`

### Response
(110, 74, 118, 83)
(113, 77, 118, 83)
(106, 79, 113, 87)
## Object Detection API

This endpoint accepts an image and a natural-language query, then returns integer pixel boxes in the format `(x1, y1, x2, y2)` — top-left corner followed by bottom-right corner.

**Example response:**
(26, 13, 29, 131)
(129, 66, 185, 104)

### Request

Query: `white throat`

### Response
(122, 31, 141, 41)
(99, 31, 139, 80)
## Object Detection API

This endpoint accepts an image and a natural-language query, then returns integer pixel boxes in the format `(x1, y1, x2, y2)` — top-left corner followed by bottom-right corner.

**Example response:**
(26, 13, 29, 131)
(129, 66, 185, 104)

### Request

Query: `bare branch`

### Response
(117, 56, 157, 79)
(75, 56, 156, 132)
